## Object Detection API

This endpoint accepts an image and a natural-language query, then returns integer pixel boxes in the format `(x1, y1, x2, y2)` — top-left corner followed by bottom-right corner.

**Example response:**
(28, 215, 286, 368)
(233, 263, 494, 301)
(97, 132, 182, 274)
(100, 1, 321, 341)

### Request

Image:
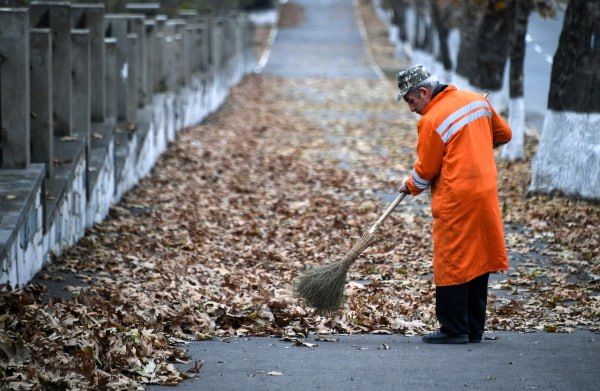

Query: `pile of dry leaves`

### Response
(1, 1, 598, 389)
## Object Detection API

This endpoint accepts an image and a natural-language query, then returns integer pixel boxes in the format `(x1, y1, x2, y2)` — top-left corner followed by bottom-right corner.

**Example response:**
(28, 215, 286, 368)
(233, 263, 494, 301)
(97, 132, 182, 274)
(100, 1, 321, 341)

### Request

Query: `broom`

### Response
(294, 191, 408, 313)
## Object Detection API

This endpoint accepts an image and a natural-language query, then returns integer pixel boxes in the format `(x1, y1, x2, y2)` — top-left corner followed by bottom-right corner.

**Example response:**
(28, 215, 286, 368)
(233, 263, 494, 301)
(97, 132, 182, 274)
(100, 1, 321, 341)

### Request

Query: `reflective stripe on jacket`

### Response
(406, 85, 512, 286)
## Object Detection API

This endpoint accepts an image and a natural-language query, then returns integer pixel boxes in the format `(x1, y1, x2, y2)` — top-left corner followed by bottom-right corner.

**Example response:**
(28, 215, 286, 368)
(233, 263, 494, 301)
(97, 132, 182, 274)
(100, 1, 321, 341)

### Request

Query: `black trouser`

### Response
(435, 273, 489, 339)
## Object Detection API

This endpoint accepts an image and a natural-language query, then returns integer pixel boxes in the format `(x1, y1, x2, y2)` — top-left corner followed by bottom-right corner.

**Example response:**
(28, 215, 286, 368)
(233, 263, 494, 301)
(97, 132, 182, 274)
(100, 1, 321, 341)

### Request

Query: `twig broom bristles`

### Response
(294, 192, 407, 313)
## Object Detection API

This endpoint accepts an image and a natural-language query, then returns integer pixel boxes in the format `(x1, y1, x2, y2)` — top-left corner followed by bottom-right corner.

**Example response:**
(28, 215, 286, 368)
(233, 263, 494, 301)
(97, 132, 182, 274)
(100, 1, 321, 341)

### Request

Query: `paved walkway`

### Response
(261, 0, 381, 79)
(151, 332, 598, 391)
(151, 1, 599, 390)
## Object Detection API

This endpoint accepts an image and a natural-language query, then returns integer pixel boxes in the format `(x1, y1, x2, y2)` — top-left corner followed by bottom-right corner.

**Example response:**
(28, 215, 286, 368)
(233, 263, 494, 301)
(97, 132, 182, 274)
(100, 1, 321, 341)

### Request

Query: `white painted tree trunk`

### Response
(501, 97, 525, 160)
(530, 110, 600, 200)
(394, 41, 413, 61)
(389, 25, 398, 44)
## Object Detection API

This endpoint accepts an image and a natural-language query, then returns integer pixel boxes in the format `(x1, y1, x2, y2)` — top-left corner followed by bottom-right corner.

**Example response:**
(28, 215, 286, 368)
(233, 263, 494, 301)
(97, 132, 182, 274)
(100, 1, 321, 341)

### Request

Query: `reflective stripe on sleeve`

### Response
(436, 100, 492, 143)
(411, 169, 431, 190)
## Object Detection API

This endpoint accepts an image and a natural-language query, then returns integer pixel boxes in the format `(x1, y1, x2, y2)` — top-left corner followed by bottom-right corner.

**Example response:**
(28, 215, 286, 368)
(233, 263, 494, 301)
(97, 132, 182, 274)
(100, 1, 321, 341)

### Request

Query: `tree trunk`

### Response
(470, 0, 514, 91)
(413, 1, 430, 50)
(430, 0, 452, 71)
(390, 0, 412, 59)
(391, 0, 409, 42)
(508, 1, 530, 99)
(455, 0, 484, 82)
(502, 0, 532, 161)
(530, 0, 600, 200)
(546, 1, 600, 113)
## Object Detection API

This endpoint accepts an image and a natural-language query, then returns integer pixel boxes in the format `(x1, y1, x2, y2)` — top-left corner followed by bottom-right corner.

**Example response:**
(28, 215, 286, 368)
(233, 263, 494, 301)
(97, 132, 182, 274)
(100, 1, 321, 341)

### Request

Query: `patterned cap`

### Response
(396, 64, 432, 101)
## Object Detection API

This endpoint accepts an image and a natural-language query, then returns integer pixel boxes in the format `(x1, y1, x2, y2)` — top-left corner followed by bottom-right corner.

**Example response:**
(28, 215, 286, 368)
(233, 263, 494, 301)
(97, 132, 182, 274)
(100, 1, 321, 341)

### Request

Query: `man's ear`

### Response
(420, 87, 432, 99)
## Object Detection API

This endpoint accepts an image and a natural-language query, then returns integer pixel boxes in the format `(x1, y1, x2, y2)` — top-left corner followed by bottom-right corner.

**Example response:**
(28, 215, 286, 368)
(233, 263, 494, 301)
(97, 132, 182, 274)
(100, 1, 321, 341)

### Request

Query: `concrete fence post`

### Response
(184, 25, 194, 85)
(227, 15, 234, 74)
(179, 9, 197, 81)
(163, 23, 176, 91)
(240, 15, 246, 75)
(242, 14, 250, 73)
(241, 13, 253, 74)
(127, 33, 138, 123)
(0, 8, 30, 169)
(174, 21, 186, 88)
(165, 20, 185, 89)
(30, 2, 72, 136)
(154, 15, 167, 92)
(245, 14, 255, 71)
(129, 15, 146, 108)
(188, 23, 201, 74)
(230, 16, 237, 74)
(72, 4, 106, 123)
(144, 20, 155, 104)
(104, 37, 118, 120)
(105, 16, 136, 123)
(225, 16, 234, 75)
(198, 19, 209, 75)
(29, 28, 54, 177)
(71, 29, 91, 160)
(212, 18, 222, 75)
(233, 15, 239, 76)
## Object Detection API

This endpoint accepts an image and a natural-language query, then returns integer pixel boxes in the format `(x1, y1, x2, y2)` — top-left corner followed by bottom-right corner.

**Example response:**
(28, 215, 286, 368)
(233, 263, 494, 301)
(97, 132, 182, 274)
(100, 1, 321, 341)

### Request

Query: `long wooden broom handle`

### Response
(367, 192, 407, 235)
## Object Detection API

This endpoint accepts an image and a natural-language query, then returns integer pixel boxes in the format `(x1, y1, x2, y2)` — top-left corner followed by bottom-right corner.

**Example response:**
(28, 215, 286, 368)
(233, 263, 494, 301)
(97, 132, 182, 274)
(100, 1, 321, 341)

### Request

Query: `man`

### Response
(396, 64, 512, 344)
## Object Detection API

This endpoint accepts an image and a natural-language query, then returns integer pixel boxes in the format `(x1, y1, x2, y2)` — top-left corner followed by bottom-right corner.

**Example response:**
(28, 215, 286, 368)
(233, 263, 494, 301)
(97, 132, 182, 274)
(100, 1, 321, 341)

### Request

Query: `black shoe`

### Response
(468, 333, 483, 343)
(422, 330, 468, 344)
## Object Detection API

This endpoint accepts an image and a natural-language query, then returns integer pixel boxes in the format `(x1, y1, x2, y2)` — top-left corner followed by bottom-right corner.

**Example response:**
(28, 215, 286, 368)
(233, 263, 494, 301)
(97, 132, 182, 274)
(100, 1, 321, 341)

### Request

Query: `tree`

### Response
(529, 0, 600, 200)
(429, 0, 453, 71)
(389, 0, 412, 60)
(469, 0, 514, 92)
(389, 0, 409, 43)
(455, 0, 486, 85)
(501, 0, 533, 161)
(412, 0, 433, 52)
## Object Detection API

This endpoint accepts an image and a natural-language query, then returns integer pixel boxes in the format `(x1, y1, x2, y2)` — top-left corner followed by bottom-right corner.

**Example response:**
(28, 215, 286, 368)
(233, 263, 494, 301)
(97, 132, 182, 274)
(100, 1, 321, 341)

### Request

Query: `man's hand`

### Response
(399, 178, 409, 194)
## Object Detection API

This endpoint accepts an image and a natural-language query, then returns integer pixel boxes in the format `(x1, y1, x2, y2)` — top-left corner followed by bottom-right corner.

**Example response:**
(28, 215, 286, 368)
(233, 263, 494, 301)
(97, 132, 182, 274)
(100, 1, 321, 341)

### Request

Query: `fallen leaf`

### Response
(188, 360, 204, 373)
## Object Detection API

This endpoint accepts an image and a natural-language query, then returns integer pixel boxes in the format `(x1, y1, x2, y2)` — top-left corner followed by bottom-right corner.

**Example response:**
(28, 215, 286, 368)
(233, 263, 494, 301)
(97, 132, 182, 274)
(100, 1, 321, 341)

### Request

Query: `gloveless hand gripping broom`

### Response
(294, 192, 407, 313)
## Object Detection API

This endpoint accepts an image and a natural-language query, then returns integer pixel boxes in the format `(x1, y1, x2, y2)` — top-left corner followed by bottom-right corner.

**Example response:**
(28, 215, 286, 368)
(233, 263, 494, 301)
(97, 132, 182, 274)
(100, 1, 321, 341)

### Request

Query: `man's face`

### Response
(403, 87, 430, 115)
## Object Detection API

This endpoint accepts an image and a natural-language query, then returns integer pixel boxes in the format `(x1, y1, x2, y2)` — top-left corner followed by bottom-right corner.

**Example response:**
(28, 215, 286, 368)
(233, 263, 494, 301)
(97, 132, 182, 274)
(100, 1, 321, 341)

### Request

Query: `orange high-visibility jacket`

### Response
(406, 85, 512, 286)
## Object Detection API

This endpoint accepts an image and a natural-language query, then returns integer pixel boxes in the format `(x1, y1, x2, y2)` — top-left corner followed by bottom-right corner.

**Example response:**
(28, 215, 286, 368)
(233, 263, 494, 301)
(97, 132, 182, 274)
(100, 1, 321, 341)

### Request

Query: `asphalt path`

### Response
(150, 2, 598, 390)
(261, 0, 381, 79)
(151, 332, 599, 391)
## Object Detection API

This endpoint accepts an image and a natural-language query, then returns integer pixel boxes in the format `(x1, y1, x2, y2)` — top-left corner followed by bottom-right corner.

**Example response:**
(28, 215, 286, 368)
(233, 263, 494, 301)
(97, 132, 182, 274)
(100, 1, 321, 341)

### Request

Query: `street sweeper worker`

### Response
(396, 64, 512, 344)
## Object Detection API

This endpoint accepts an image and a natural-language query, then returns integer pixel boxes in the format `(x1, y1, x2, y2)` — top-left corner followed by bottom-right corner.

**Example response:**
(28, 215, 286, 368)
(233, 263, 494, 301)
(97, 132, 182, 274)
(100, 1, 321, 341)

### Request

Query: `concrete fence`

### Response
(0, 2, 256, 288)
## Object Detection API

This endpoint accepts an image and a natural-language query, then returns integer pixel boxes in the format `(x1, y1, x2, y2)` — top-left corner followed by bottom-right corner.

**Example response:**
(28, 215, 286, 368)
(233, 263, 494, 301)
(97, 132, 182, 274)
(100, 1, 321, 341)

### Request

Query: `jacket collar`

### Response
(422, 85, 456, 115)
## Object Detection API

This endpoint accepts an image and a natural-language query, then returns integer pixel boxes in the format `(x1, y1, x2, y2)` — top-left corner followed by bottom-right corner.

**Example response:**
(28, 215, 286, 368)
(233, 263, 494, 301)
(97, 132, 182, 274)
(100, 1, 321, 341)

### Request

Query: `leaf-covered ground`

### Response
(1, 1, 598, 389)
